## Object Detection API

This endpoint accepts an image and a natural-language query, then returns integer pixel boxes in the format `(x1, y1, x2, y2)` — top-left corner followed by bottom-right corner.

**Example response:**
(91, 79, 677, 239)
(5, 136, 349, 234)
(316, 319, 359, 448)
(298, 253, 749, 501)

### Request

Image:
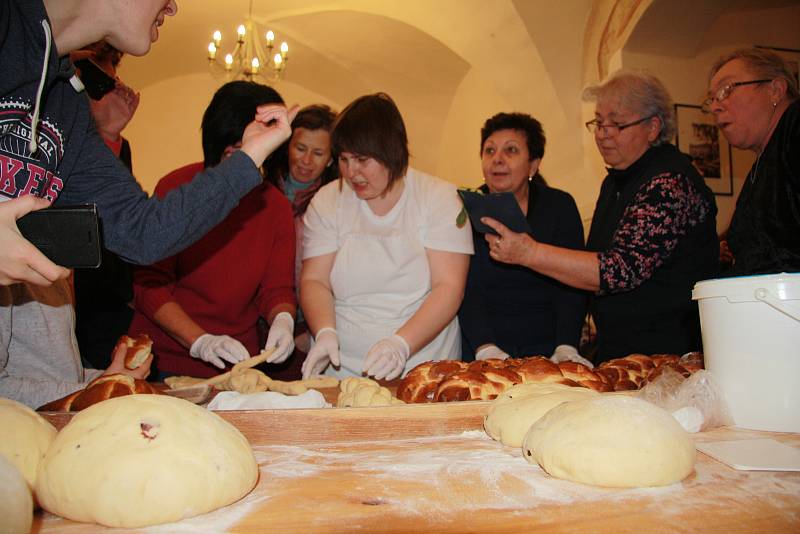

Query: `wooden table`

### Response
(36, 396, 800, 533)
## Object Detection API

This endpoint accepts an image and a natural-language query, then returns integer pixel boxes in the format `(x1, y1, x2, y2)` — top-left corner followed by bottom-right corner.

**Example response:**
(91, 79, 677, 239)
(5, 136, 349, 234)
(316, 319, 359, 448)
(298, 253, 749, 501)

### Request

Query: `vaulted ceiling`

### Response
(118, 0, 800, 227)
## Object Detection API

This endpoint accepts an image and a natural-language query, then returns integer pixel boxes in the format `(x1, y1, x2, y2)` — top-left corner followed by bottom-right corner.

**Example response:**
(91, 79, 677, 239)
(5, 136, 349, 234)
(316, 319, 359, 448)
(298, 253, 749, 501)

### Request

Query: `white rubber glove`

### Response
(189, 334, 250, 369)
(363, 334, 411, 381)
(264, 312, 295, 363)
(475, 344, 510, 361)
(301, 327, 340, 379)
(550, 344, 594, 369)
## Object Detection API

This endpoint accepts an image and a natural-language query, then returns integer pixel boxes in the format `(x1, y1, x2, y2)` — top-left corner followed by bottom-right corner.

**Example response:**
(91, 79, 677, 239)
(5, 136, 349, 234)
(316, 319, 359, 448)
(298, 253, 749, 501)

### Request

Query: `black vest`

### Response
(586, 144, 718, 362)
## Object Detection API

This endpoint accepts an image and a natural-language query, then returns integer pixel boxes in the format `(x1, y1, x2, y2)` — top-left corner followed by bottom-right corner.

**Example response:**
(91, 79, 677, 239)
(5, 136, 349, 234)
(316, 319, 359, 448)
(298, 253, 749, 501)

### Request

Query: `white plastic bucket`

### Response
(692, 273, 800, 433)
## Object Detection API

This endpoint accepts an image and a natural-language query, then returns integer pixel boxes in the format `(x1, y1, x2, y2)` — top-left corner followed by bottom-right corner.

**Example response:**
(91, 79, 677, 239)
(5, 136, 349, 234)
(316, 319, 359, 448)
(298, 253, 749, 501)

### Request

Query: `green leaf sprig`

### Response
(456, 186, 483, 228)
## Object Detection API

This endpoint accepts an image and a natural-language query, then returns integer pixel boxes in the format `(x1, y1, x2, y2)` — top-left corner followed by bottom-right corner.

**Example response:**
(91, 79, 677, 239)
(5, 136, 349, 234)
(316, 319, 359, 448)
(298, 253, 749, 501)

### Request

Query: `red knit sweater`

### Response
(128, 162, 296, 377)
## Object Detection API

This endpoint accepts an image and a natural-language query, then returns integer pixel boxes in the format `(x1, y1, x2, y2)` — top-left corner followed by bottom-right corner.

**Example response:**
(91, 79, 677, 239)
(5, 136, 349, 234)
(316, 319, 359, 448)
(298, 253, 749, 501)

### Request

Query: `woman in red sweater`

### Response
(129, 81, 297, 378)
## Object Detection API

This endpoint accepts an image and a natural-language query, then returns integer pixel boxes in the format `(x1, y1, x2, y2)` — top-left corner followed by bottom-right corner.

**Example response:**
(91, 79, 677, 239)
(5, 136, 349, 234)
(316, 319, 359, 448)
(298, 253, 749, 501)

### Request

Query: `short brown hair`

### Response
(709, 47, 799, 101)
(332, 93, 409, 184)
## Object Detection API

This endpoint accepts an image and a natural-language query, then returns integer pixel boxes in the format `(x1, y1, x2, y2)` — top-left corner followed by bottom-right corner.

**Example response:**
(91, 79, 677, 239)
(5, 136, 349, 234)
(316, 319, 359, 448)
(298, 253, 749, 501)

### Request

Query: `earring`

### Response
(773, 101, 778, 108)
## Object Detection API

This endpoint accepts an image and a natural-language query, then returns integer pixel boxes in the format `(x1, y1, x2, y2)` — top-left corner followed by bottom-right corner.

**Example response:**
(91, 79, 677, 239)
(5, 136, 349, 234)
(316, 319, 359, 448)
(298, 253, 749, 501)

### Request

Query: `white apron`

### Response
(326, 188, 460, 378)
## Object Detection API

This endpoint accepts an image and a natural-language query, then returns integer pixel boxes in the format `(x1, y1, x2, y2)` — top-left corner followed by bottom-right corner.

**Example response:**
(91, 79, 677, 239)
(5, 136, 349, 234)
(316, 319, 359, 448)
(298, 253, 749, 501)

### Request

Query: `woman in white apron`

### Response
(300, 93, 473, 380)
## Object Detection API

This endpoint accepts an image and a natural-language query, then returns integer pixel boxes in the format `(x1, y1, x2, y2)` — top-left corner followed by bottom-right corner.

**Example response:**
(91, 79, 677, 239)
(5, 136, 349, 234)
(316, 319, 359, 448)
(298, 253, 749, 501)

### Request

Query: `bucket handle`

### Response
(754, 287, 800, 322)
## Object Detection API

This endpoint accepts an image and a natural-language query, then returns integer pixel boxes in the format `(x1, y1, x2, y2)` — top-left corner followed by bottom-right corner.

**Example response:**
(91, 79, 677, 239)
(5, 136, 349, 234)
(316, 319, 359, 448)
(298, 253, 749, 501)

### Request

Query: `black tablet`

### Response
(457, 190, 531, 235)
(17, 204, 102, 268)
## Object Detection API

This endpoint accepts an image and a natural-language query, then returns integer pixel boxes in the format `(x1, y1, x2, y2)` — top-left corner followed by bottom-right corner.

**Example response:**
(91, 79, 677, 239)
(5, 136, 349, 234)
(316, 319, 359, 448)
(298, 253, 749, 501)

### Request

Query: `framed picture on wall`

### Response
(674, 103, 733, 196)
(755, 45, 800, 86)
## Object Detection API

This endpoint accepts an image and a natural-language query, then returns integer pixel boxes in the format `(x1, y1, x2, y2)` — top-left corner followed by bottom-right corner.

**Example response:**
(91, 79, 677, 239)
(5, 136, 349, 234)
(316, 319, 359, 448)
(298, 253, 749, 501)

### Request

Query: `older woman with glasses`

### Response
(480, 71, 718, 364)
(705, 47, 800, 275)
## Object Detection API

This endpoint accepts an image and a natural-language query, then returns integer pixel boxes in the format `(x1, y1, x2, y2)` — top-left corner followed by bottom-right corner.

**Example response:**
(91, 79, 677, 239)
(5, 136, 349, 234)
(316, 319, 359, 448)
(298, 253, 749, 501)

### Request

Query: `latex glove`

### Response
(264, 312, 295, 363)
(189, 334, 250, 369)
(475, 344, 510, 361)
(363, 334, 411, 381)
(550, 344, 594, 369)
(301, 327, 340, 380)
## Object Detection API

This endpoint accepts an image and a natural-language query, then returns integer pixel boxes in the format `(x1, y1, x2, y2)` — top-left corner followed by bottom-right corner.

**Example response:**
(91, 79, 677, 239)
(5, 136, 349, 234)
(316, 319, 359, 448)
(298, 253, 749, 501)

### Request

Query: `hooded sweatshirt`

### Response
(0, 0, 263, 264)
(0, 0, 264, 408)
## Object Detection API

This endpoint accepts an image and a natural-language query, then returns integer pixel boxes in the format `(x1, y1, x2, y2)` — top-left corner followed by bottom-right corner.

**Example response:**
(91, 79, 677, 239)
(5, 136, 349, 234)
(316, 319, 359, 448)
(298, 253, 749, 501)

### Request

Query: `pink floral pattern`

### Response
(598, 173, 712, 294)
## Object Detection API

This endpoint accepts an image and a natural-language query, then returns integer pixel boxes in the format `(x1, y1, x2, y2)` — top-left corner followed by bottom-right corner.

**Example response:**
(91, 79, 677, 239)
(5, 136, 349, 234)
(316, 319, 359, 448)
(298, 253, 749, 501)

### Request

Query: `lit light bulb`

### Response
(225, 54, 233, 69)
(280, 42, 289, 59)
(207, 42, 217, 60)
(273, 53, 283, 67)
(237, 24, 246, 42)
(212, 30, 222, 47)
(266, 30, 275, 47)
(251, 57, 260, 74)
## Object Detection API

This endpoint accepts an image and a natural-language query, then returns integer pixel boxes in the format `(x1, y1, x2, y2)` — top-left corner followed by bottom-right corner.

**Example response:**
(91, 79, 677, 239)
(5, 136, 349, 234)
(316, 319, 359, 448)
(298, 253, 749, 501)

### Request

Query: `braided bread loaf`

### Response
(397, 356, 612, 403)
(397, 353, 703, 403)
(38, 374, 160, 412)
(116, 334, 153, 370)
(594, 353, 704, 390)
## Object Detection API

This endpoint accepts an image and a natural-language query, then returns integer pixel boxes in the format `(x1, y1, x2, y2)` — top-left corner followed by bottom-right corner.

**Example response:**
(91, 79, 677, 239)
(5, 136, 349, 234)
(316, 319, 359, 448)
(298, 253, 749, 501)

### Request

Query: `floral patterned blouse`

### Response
(597, 172, 713, 295)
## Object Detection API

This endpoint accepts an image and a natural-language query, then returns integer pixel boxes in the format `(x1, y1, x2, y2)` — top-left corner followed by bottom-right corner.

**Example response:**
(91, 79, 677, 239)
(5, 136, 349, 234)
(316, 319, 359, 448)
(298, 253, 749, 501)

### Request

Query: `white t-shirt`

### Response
(303, 168, 474, 378)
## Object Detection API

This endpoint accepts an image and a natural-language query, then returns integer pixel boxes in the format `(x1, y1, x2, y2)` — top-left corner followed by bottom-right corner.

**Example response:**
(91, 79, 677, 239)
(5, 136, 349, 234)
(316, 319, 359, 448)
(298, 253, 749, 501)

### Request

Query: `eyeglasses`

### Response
(702, 79, 771, 112)
(584, 115, 655, 135)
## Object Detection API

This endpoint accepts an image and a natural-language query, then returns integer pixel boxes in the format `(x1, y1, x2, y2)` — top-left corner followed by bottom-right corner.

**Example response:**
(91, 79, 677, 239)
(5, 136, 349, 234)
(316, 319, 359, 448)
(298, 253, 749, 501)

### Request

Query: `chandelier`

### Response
(206, 0, 289, 82)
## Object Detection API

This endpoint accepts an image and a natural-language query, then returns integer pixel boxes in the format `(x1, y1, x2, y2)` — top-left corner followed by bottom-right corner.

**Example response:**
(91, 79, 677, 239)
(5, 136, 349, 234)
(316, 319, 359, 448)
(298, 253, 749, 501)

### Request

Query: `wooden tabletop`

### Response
(36, 397, 800, 533)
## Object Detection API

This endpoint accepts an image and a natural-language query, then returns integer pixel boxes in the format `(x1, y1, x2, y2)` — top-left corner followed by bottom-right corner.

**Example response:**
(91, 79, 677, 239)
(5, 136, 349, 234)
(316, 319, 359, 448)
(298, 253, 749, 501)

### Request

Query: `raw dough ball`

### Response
(492, 382, 575, 404)
(484, 383, 598, 447)
(35, 394, 258, 528)
(0, 397, 57, 490)
(0, 455, 33, 534)
(523, 396, 695, 488)
(228, 368, 272, 394)
(337, 377, 404, 408)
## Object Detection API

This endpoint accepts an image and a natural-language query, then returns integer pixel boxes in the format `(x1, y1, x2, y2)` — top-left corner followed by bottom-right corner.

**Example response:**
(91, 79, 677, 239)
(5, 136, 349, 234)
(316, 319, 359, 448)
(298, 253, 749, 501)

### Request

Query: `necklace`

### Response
(749, 151, 762, 185)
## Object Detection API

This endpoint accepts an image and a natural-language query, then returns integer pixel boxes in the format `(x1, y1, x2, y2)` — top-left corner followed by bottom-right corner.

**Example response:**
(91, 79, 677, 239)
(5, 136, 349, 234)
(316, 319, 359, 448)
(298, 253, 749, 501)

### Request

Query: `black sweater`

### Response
(727, 99, 800, 275)
(458, 181, 588, 360)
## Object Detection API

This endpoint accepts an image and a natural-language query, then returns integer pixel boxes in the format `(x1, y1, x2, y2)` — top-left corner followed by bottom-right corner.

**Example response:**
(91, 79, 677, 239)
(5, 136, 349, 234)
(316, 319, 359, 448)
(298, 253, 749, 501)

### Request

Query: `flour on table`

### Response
(252, 432, 681, 515)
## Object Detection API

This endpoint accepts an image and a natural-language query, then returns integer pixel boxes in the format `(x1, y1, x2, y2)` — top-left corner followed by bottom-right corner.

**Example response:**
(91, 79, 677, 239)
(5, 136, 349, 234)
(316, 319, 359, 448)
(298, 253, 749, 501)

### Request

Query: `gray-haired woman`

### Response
(481, 71, 718, 364)
(705, 47, 800, 276)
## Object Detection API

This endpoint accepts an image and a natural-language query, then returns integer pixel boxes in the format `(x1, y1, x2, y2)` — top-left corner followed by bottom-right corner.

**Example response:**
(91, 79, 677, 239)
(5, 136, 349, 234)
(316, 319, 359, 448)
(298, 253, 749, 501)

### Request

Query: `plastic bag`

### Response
(636, 365, 733, 433)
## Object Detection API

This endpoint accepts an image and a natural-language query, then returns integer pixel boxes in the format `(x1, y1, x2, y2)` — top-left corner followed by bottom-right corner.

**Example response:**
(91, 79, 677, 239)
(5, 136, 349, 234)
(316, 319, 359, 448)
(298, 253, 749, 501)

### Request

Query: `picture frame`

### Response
(755, 45, 800, 86)
(674, 103, 733, 196)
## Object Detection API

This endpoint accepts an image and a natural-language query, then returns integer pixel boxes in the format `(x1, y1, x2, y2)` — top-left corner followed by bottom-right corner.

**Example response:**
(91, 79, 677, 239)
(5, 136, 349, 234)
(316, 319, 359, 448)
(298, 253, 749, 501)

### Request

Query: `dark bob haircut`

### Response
(332, 92, 409, 183)
(201, 81, 284, 169)
(480, 112, 546, 161)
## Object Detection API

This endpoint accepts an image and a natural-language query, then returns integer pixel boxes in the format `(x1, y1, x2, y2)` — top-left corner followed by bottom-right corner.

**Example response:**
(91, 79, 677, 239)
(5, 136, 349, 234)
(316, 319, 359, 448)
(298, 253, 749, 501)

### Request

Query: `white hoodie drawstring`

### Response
(29, 19, 52, 155)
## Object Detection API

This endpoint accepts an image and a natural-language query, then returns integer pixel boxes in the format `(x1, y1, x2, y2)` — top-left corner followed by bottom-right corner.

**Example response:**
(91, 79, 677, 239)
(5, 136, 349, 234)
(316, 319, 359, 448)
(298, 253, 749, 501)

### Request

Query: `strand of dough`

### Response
(223, 368, 339, 395)
(165, 354, 339, 395)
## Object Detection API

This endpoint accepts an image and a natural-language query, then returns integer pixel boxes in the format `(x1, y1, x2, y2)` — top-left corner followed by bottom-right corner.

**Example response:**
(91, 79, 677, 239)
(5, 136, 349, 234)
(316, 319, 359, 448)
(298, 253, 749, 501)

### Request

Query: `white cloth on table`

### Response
(207, 389, 330, 410)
